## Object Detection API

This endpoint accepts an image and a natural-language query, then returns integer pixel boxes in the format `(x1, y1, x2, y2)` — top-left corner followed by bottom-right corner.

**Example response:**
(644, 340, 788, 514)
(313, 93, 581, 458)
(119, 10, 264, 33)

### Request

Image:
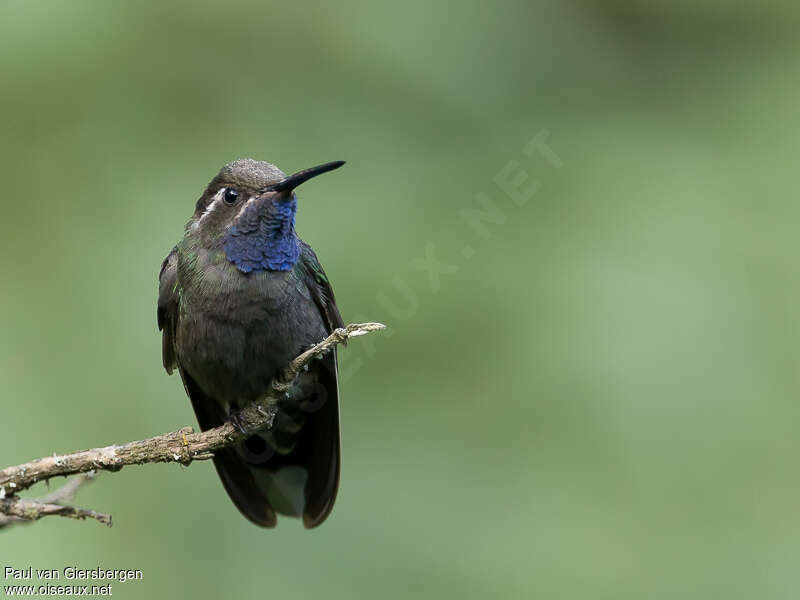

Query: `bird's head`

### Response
(187, 158, 345, 273)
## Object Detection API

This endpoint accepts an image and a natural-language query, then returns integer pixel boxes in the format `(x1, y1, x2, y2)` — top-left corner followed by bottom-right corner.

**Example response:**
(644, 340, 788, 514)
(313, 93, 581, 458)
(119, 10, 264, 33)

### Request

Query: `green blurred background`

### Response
(2, 1, 800, 598)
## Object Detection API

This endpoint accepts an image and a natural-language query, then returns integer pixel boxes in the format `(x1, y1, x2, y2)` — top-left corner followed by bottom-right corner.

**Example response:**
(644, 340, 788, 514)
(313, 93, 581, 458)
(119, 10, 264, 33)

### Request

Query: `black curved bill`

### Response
(271, 161, 346, 193)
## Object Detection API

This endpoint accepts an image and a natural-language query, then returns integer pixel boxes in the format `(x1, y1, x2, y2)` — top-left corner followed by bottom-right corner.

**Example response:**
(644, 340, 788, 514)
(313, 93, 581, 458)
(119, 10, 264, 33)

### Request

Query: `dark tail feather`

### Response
(253, 354, 341, 528)
(180, 369, 277, 527)
(301, 353, 341, 528)
(211, 448, 277, 527)
(178, 355, 340, 529)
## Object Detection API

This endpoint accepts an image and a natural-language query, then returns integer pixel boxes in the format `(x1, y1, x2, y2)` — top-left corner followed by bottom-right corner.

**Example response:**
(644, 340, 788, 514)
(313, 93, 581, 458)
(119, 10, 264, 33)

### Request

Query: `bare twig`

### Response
(0, 497, 112, 527)
(0, 472, 100, 529)
(0, 322, 384, 527)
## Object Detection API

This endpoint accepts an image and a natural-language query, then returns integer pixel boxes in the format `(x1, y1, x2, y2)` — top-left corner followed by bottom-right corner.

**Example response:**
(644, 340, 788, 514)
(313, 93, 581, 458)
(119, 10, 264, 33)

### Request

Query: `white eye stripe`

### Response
(198, 188, 226, 222)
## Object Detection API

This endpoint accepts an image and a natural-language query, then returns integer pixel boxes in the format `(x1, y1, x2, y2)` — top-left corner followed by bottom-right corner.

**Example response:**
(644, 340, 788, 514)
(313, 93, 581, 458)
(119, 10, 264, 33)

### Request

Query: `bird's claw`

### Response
(230, 413, 247, 435)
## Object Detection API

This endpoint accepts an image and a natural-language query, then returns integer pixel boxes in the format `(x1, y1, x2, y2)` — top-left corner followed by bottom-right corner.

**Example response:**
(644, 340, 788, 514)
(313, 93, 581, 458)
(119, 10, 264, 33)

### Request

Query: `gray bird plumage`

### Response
(158, 158, 345, 528)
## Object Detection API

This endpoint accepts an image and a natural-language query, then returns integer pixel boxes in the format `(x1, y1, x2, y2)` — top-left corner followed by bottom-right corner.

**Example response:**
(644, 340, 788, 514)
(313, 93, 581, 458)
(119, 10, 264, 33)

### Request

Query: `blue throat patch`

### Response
(223, 196, 300, 273)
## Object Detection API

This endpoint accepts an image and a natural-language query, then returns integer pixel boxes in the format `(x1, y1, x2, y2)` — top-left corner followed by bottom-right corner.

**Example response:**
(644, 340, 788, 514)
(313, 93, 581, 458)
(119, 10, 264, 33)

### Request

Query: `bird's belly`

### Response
(176, 313, 288, 407)
(175, 281, 328, 410)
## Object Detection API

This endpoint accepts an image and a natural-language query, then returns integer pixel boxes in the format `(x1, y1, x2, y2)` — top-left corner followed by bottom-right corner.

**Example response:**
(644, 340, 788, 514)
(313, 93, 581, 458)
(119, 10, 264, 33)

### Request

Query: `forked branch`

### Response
(0, 322, 385, 529)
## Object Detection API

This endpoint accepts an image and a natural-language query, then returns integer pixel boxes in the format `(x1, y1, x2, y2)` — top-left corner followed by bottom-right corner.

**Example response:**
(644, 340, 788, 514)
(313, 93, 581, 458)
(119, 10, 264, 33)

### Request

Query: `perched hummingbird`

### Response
(157, 158, 345, 528)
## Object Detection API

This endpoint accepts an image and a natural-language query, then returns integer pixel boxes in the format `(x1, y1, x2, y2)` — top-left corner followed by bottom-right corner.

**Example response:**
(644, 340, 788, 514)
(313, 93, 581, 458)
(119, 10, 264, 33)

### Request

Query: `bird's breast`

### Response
(174, 249, 318, 405)
(182, 250, 293, 311)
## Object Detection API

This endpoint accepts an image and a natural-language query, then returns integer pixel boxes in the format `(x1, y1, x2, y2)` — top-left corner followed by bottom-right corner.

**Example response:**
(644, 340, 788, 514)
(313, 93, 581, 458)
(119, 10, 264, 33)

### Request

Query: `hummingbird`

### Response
(157, 158, 346, 528)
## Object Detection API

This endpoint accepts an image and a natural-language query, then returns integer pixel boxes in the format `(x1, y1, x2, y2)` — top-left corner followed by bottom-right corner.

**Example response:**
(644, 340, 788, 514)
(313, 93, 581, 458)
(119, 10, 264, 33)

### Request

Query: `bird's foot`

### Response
(229, 412, 248, 435)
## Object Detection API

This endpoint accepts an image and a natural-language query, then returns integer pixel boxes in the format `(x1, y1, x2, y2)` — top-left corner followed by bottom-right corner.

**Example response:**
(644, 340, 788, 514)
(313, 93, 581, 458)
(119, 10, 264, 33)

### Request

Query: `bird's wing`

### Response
(292, 241, 344, 528)
(157, 246, 179, 375)
(298, 241, 345, 332)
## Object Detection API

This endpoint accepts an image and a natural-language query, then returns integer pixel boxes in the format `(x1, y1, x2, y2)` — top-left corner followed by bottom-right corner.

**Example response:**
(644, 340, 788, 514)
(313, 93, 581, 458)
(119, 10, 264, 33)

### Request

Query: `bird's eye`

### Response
(223, 188, 239, 205)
